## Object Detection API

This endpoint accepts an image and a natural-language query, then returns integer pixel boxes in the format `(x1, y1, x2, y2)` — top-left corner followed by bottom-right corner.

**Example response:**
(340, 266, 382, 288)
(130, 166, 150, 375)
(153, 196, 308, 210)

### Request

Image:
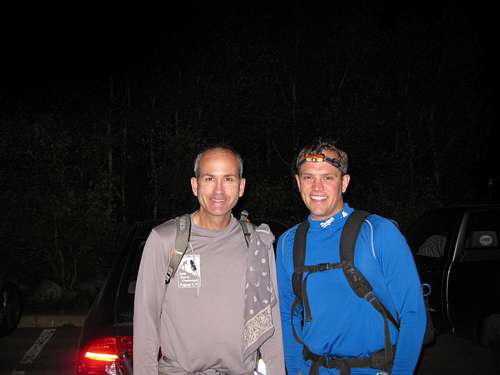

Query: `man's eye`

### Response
(301, 175, 312, 181)
(323, 175, 334, 181)
(204, 177, 214, 182)
(225, 177, 234, 182)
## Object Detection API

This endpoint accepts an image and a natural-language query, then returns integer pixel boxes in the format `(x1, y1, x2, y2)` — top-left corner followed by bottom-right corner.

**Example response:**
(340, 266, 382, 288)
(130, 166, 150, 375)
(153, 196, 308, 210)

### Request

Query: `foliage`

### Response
(1, 3, 494, 291)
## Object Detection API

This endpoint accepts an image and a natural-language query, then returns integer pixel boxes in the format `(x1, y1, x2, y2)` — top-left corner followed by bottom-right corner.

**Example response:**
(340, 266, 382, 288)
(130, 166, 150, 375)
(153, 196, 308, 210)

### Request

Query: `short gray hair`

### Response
(193, 145, 244, 178)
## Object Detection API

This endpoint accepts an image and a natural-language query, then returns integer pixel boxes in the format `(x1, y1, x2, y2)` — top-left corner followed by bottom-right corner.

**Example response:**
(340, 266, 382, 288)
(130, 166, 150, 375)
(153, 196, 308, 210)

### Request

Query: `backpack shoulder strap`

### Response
(239, 210, 253, 247)
(341, 210, 399, 361)
(340, 210, 376, 301)
(290, 220, 310, 344)
(340, 210, 400, 329)
(292, 220, 309, 301)
(165, 214, 191, 284)
(340, 210, 370, 263)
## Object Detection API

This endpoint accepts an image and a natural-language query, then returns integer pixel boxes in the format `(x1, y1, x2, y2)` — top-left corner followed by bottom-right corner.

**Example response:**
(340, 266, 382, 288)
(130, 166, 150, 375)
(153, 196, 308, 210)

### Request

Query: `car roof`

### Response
(438, 203, 500, 208)
(425, 204, 500, 213)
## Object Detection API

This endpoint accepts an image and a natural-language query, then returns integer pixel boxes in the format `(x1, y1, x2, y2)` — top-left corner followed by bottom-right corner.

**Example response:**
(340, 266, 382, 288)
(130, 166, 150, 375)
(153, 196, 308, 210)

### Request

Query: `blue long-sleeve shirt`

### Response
(276, 204, 426, 375)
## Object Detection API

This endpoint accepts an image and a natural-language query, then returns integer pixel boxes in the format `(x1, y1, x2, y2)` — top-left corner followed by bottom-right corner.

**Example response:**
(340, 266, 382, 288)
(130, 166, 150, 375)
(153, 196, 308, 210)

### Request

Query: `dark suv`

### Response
(75, 217, 287, 374)
(405, 204, 500, 345)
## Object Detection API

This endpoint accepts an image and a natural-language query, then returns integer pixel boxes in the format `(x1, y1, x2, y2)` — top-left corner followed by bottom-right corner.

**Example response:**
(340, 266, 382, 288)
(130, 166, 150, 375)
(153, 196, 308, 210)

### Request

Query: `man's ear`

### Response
(341, 174, 350, 194)
(238, 178, 246, 197)
(295, 174, 301, 192)
(191, 177, 198, 196)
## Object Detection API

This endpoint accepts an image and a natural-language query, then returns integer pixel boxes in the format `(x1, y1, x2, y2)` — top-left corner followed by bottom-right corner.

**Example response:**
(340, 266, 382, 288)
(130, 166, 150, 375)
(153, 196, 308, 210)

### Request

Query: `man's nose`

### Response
(311, 177, 323, 190)
(214, 178, 223, 192)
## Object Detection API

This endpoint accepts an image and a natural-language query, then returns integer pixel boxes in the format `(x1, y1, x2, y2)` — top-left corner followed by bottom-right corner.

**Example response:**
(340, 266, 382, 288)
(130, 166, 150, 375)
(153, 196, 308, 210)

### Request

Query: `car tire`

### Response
(0, 282, 23, 336)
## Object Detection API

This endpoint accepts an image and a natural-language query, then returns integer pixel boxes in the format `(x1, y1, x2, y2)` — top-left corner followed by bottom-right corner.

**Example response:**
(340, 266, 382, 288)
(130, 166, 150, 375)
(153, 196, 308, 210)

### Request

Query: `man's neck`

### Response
(192, 210, 232, 230)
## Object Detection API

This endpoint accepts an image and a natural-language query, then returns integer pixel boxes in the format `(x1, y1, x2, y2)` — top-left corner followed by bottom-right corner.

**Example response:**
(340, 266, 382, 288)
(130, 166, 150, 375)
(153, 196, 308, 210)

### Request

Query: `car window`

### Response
(115, 238, 146, 323)
(406, 210, 461, 259)
(416, 234, 447, 258)
(461, 209, 500, 260)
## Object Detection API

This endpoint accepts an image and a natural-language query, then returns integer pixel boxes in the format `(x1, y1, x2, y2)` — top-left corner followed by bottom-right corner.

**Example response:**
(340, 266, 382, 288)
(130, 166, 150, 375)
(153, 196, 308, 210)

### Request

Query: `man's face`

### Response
(191, 149, 246, 220)
(295, 150, 350, 221)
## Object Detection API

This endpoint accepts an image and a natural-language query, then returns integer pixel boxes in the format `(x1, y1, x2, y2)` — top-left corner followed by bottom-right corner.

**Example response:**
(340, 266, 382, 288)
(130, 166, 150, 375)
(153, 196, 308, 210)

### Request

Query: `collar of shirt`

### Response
(307, 203, 354, 232)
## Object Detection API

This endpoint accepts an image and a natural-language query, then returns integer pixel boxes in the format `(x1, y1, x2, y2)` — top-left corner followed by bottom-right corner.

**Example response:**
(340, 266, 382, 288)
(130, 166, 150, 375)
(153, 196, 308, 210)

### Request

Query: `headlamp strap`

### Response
(298, 153, 346, 174)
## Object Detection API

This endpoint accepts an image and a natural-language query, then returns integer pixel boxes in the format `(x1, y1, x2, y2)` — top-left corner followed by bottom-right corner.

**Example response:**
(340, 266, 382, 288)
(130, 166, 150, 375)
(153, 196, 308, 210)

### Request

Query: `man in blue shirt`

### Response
(276, 139, 426, 375)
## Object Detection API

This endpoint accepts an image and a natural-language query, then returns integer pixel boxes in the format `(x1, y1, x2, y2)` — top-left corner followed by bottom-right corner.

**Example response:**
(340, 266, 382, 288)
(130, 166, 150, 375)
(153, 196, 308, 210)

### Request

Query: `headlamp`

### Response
(296, 153, 347, 174)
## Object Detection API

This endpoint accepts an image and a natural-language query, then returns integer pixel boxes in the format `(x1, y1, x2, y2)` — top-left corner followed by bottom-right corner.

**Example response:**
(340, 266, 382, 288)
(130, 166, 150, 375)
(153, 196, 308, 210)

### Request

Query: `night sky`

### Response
(1, 2, 498, 213)
(3, 3, 495, 101)
(2, 4, 192, 108)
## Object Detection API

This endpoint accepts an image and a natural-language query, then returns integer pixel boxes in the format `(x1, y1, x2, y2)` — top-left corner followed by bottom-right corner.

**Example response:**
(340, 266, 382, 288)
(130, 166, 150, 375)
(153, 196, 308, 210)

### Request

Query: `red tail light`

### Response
(76, 336, 133, 375)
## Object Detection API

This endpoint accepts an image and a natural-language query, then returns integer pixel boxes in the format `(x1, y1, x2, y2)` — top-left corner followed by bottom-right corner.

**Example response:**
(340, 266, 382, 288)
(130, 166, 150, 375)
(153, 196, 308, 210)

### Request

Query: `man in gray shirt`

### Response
(133, 145, 285, 375)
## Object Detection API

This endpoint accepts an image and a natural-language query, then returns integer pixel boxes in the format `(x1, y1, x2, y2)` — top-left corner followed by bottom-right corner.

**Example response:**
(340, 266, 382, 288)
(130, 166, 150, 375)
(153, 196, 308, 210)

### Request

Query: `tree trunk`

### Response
(150, 129, 158, 219)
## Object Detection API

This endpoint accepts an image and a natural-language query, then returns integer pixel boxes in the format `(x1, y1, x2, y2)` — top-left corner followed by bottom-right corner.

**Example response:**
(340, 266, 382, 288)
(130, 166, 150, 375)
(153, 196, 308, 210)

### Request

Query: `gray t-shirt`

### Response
(133, 215, 285, 375)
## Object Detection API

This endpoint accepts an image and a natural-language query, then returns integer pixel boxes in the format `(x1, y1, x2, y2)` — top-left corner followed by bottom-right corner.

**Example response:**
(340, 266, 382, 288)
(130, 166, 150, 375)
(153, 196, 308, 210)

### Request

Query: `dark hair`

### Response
(296, 138, 348, 173)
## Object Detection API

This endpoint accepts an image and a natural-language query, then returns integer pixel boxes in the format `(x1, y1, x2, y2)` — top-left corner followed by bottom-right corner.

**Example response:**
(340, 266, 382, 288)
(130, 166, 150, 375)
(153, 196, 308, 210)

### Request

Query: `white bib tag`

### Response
(177, 254, 201, 288)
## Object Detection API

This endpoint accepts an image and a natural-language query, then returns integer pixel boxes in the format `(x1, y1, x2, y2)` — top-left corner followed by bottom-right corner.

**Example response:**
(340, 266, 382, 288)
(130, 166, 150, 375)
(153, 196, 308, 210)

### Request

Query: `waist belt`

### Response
(303, 346, 395, 375)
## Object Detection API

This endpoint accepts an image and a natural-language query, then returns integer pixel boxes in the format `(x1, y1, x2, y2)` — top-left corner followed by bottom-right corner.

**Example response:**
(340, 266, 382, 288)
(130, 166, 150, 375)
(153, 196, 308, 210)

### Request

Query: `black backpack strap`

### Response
(340, 210, 370, 263)
(292, 220, 343, 332)
(340, 210, 399, 328)
(304, 345, 395, 375)
(292, 220, 309, 299)
(301, 263, 343, 322)
(165, 214, 191, 285)
(291, 220, 309, 344)
(340, 210, 399, 367)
